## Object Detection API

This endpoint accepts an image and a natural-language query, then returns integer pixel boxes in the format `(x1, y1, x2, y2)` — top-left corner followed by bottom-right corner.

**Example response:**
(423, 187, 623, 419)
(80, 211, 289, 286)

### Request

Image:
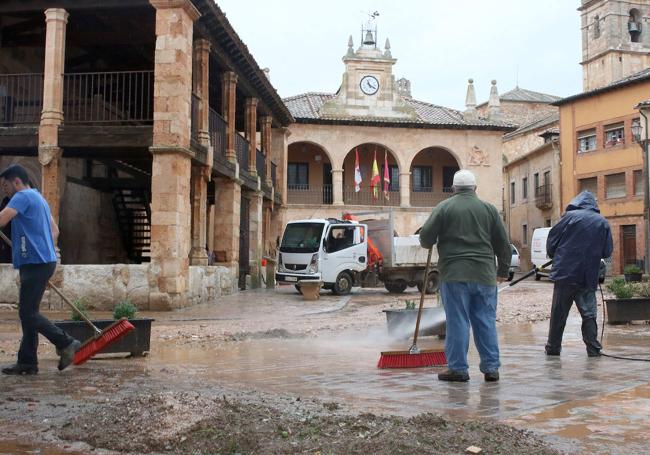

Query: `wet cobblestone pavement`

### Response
(0, 281, 648, 454)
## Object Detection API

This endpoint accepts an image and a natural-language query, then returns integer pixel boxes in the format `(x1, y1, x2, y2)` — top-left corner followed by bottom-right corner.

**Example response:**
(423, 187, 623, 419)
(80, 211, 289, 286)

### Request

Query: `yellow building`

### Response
(555, 68, 650, 274)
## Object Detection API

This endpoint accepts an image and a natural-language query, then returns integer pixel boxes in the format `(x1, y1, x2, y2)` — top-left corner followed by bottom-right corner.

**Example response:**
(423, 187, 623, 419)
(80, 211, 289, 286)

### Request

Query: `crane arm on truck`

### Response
(342, 212, 383, 269)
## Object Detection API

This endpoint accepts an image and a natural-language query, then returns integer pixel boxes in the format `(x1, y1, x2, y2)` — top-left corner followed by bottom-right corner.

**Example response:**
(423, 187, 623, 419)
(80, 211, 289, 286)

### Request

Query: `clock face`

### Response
(360, 75, 379, 95)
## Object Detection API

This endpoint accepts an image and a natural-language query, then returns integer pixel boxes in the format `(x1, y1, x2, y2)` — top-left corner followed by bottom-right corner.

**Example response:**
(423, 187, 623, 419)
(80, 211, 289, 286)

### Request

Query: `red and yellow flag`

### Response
(370, 149, 380, 199)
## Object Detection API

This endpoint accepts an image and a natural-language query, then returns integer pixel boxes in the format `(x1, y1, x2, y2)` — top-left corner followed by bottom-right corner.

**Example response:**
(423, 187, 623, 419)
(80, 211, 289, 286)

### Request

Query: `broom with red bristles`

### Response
(1, 231, 134, 365)
(378, 247, 447, 369)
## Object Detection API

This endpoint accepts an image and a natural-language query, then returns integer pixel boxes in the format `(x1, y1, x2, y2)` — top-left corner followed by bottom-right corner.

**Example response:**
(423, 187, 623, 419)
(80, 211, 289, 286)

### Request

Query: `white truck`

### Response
(275, 210, 439, 295)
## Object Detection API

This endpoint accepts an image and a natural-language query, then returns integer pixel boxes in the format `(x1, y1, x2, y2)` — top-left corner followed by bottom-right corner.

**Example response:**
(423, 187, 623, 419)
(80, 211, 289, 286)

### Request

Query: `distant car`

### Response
(508, 244, 520, 281)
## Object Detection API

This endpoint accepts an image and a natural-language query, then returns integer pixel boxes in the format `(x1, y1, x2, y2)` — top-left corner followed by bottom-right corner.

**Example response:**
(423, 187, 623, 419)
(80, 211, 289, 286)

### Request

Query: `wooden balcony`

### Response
(535, 184, 552, 210)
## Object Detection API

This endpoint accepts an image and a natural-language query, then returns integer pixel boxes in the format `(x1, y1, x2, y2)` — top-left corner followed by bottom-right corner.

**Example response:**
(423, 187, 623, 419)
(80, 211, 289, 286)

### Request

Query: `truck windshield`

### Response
(280, 223, 324, 253)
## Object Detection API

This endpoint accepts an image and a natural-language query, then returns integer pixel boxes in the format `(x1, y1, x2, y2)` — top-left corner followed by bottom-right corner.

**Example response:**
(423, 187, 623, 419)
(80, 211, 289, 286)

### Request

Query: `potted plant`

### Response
(604, 278, 650, 323)
(382, 297, 446, 339)
(623, 264, 643, 282)
(55, 299, 154, 357)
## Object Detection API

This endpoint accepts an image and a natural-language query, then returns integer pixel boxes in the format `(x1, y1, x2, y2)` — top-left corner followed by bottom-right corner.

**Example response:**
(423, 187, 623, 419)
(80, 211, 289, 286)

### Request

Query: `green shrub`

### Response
(113, 300, 137, 320)
(635, 282, 650, 298)
(613, 283, 634, 299)
(624, 264, 642, 274)
(404, 300, 416, 310)
(607, 277, 626, 293)
(71, 298, 89, 322)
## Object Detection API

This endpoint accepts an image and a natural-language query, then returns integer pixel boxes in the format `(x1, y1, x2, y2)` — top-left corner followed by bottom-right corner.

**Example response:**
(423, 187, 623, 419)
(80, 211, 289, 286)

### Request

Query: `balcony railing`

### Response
(271, 161, 277, 187)
(208, 107, 227, 162)
(235, 132, 249, 171)
(0, 73, 44, 125)
(343, 186, 399, 206)
(535, 184, 552, 209)
(63, 71, 153, 124)
(287, 184, 333, 205)
(410, 187, 453, 207)
(256, 148, 266, 181)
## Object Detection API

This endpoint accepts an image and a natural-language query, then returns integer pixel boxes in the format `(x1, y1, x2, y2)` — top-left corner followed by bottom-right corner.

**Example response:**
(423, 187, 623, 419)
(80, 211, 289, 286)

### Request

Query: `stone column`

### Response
(189, 166, 209, 265)
(148, 0, 200, 310)
(248, 192, 264, 288)
(192, 38, 211, 148)
(221, 71, 237, 163)
(400, 172, 411, 208)
(213, 176, 241, 267)
(271, 126, 290, 204)
(332, 169, 344, 206)
(245, 97, 258, 175)
(261, 115, 273, 187)
(39, 8, 68, 223)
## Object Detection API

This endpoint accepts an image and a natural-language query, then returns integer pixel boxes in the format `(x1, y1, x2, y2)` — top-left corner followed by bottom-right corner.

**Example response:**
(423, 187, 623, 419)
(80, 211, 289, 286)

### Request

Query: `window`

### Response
(510, 181, 515, 205)
(577, 129, 597, 153)
(634, 170, 643, 196)
(442, 166, 459, 192)
(545, 219, 551, 227)
(604, 122, 625, 147)
(579, 177, 598, 197)
(632, 118, 641, 143)
(522, 177, 528, 199)
(288, 163, 309, 188)
(605, 173, 626, 199)
(533, 173, 540, 192)
(380, 164, 400, 191)
(522, 224, 528, 246)
(629, 9, 641, 42)
(412, 166, 432, 192)
(326, 225, 363, 253)
(593, 15, 601, 39)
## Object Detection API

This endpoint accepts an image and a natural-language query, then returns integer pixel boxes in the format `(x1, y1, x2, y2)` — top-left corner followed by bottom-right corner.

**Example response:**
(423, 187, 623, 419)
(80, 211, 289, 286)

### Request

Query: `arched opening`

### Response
(629, 9, 642, 43)
(409, 147, 460, 207)
(342, 143, 400, 206)
(593, 15, 601, 39)
(286, 141, 333, 204)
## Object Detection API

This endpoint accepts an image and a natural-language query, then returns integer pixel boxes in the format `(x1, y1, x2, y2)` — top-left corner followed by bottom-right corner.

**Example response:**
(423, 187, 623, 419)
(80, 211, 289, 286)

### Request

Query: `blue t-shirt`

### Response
(7, 189, 57, 268)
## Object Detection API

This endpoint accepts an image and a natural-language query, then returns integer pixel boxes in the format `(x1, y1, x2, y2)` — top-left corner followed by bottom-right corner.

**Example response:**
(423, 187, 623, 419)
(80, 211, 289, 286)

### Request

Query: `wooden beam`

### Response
(59, 125, 152, 149)
(0, 0, 150, 14)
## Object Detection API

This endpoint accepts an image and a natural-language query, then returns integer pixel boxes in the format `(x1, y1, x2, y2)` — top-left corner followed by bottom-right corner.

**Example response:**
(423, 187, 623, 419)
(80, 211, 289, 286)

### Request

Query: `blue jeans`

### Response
(440, 281, 500, 374)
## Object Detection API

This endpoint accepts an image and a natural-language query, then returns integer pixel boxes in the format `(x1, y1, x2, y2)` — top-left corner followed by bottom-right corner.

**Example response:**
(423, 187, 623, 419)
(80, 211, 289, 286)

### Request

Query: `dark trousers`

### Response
(546, 283, 602, 356)
(17, 262, 74, 365)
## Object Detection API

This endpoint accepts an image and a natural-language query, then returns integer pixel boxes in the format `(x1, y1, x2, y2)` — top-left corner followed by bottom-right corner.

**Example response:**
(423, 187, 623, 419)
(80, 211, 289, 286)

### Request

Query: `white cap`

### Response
(452, 169, 476, 187)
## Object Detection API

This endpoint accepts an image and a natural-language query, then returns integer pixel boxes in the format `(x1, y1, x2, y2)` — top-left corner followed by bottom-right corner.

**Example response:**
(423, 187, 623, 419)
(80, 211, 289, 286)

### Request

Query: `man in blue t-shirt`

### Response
(0, 164, 80, 375)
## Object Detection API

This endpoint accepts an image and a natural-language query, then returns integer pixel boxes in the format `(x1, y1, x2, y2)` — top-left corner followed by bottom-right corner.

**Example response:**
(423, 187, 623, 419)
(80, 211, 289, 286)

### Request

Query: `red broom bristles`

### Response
(377, 350, 447, 369)
(73, 318, 136, 365)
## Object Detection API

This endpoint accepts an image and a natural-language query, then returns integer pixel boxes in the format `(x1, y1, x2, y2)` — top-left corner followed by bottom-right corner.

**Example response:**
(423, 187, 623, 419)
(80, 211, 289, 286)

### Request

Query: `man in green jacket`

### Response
(420, 170, 511, 382)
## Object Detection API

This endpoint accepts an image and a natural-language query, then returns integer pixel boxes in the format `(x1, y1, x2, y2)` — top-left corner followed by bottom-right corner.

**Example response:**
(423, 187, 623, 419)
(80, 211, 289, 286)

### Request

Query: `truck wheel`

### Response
(333, 272, 353, 295)
(385, 281, 407, 294)
(417, 271, 439, 294)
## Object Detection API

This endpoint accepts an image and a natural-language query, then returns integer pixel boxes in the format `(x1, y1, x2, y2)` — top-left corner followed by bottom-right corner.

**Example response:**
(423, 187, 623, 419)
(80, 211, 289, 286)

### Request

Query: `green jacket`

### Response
(419, 189, 511, 285)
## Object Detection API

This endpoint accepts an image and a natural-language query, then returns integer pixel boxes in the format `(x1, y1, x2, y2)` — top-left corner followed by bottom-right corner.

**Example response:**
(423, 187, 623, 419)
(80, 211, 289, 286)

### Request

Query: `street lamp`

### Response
(634, 101, 650, 273)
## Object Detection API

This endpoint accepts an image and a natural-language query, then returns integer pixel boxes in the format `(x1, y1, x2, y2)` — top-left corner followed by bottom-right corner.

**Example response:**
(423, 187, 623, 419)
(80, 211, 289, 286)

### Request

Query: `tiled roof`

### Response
(554, 68, 650, 106)
(499, 87, 562, 103)
(283, 92, 515, 130)
(503, 112, 560, 140)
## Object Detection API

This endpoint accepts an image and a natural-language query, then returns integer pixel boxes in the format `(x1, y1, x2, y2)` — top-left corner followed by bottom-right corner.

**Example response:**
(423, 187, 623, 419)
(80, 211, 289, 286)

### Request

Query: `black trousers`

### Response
(545, 283, 602, 356)
(17, 262, 74, 365)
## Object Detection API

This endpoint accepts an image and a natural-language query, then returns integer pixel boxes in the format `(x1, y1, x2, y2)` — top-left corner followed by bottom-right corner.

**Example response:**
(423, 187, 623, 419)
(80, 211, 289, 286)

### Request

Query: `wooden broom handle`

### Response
(412, 247, 433, 348)
(0, 230, 101, 334)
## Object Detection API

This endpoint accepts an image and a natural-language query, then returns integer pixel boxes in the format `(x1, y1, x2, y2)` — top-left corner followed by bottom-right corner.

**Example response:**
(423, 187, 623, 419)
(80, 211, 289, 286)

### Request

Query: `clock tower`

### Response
(320, 28, 417, 120)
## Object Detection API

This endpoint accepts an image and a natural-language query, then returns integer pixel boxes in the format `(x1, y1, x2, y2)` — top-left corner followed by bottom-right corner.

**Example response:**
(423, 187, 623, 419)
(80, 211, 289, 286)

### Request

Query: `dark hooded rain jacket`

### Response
(547, 191, 613, 290)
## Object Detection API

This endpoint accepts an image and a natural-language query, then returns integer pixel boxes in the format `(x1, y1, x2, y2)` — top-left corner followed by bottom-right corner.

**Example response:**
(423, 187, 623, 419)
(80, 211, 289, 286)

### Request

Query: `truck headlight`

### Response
(308, 253, 319, 274)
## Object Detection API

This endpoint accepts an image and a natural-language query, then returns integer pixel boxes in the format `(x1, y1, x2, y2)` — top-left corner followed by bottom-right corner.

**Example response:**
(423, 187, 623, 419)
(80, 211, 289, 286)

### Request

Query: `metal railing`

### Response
(191, 93, 200, 141)
(343, 186, 399, 206)
(0, 73, 44, 124)
(208, 107, 227, 162)
(535, 184, 552, 208)
(271, 162, 277, 187)
(256, 148, 266, 181)
(287, 184, 333, 205)
(62, 70, 153, 124)
(410, 187, 453, 207)
(235, 132, 249, 171)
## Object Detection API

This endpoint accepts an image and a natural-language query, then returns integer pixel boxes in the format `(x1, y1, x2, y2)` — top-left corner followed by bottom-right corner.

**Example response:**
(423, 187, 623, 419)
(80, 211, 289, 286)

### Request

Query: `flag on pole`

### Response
(371, 149, 380, 200)
(383, 150, 390, 200)
(354, 148, 362, 192)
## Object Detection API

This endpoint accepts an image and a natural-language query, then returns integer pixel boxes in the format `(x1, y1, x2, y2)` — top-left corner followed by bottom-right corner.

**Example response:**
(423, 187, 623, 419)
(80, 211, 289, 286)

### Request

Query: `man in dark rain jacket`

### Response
(545, 191, 613, 357)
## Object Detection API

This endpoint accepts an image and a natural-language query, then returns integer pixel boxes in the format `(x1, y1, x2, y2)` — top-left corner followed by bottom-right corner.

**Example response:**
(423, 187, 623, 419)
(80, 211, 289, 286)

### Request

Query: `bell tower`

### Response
(580, 0, 650, 91)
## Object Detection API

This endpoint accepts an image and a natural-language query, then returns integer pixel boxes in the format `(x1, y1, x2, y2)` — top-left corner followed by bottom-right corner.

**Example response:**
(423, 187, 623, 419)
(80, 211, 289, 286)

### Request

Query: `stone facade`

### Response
(477, 102, 557, 129)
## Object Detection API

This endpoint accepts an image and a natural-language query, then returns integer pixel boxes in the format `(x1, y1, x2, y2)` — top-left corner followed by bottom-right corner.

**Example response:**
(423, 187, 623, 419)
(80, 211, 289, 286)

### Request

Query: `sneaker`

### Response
(58, 340, 81, 371)
(437, 369, 470, 382)
(545, 349, 561, 356)
(484, 371, 499, 382)
(587, 350, 601, 358)
(2, 363, 38, 375)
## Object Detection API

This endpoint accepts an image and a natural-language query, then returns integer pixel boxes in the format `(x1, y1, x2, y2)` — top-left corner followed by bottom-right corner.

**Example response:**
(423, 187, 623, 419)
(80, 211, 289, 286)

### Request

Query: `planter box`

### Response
(624, 273, 642, 282)
(383, 307, 446, 338)
(605, 299, 650, 324)
(54, 318, 154, 357)
(296, 280, 323, 301)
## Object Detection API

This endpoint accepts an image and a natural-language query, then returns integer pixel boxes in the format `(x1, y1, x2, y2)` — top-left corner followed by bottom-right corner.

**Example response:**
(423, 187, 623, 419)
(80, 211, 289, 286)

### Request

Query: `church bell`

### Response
(363, 30, 375, 45)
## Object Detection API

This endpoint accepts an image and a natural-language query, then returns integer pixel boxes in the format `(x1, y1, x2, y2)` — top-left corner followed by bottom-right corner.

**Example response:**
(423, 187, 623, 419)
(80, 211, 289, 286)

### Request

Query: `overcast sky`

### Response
(216, 0, 583, 110)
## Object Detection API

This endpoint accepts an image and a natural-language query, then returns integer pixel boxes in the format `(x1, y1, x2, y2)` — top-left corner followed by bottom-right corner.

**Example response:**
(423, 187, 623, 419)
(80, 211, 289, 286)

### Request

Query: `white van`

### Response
(531, 227, 552, 280)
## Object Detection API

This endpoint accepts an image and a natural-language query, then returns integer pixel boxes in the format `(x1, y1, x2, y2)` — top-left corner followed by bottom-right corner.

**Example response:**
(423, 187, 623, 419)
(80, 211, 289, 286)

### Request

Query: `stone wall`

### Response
(0, 263, 237, 311)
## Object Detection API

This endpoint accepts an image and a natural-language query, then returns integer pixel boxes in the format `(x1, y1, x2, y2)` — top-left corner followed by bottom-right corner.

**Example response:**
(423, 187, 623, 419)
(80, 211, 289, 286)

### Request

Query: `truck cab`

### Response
(276, 219, 368, 294)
